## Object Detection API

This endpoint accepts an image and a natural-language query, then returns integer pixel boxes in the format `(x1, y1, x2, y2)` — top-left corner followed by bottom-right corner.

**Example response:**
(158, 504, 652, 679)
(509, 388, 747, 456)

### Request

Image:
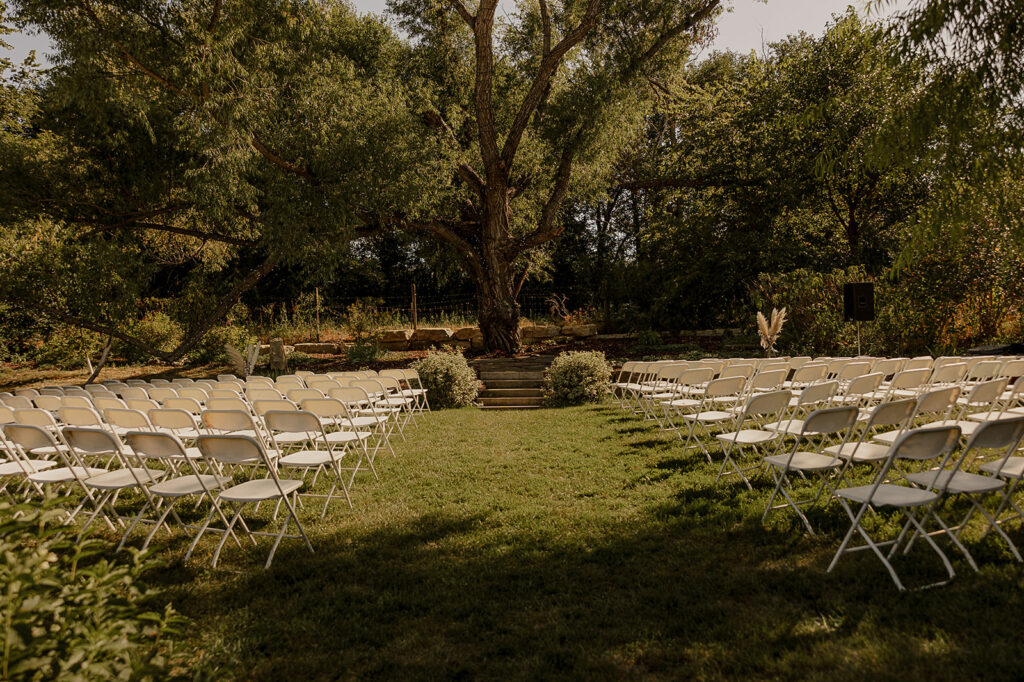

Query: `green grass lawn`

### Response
(141, 404, 1024, 679)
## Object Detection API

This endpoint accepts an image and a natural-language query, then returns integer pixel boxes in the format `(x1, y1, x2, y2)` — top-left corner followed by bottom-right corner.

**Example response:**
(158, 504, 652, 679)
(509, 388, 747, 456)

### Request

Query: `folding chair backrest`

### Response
(252, 399, 297, 416)
(378, 376, 403, 392)
(2, 396, 33, 409)
(275, 377, 305, 391)
(126, 398, 160, 413)
(0, 406, 14, 424)
(38, 388, 65, 397)
(792, 364, 828, 384)
(126, 379, 148, 386)
(998, 359, 1024, 379)
(119, 387, 149, 401)
(177, 387, 210, 403)
(890, 368, 931, 390)
(696, 359, 725, 375)
(678, 367, 714, 386)
(92, 396, 127, 412)
(150, 408, 199, 432)
(721, 364, 754, 379)
(866, 398, 917, 429)
(246, 388, 282, 402)
(207, 397, 250, 413)
(743, 390, 791, 417)
(82, 385, 110, 395)
(915, 386, 961, 417)
(890, 425, 960, 462)
(124, 431, 188, 461)
(163, 397, 204, 415)
(32, 396, 62, 412)
(904, 357, 933, 372)
(171, 378, 195, 386)
(871, 358, 903, 377)
(294, 370, 315, 378)
(305, 378, 341, 393)
(245, 376, 275, 386)
(965, 415, 1024, 452)
(148, 387, 179, 403)
(929, 362, 966, 385)
(845, 372, 884, 397)
(802, 405, 858, 435)
(789, 356, 811, 370)
(4, 423, 59, 452)
(750, 369, 787, 391)
(60, 396, 93, 409)
(797, 380, 838, 406)
(209, 389, 242, 400)
(963, 378, 1007, 407)
(264, 410, 321, 434)
(352, 379, 385, 397)
(968, 360, 1002, 382)
(202, 409, 256, 433)
(328, 387, 372, 406)
(835, 362, 871, 381)
(62, 427, 121, 455)
(150, 379, 172, 386)
(14, 408, 58, 429)
(197, 433, 268, 466)
(287, 388, 325, 403)
(300, 398, 348, 419)
(58, 406, 105, 427)
(379, 369, 405, 381)
(105, 408, 152, 431)
(703, 376, 746, 398)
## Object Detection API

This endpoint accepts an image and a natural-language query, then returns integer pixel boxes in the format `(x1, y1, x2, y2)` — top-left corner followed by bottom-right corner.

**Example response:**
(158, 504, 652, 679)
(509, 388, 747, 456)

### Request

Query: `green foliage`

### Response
(411, 349, 478, 409)
(117, 312, 183, 364)
(0, 499, 185, 679)
(636, 329, 662, 347)
(343, 299, 384, 363)
(543, 351, 612, 407)
(344, 342, 382, 365)
(31, 325, 103, 370)
(188, 324, 257, 365)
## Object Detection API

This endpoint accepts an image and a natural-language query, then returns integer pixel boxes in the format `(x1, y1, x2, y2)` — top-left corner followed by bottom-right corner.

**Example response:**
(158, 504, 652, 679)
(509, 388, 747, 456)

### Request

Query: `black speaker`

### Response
(844, 282, 875, 322)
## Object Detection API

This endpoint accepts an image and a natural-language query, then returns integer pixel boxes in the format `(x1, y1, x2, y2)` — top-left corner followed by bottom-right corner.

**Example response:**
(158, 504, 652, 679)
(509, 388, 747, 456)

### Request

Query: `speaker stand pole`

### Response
(856, 320, 861, 356)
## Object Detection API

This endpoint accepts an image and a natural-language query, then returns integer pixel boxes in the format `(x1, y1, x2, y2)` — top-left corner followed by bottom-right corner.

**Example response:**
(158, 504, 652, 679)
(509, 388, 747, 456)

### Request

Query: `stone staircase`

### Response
(472, 356, 554, 409)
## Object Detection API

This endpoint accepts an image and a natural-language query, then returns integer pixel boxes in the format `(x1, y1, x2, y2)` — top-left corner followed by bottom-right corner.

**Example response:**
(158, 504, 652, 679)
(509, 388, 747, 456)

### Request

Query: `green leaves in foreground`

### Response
(0, 499, 186, 680)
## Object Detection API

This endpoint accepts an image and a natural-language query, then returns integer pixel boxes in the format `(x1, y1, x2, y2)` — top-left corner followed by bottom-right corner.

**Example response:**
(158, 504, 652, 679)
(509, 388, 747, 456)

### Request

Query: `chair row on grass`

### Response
(614, 356, 1024, 590)
(0, 369, 430, 568)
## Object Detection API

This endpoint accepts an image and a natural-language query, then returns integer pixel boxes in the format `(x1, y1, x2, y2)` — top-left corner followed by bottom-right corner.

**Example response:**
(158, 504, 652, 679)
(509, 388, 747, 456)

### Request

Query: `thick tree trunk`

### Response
(475, 246, 521, 353)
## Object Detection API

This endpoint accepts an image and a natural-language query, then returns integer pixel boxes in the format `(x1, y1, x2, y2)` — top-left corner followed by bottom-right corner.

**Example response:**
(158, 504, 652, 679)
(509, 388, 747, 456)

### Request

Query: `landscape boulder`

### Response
(293, 342, 340, 355)
(560, 324, 598, 338)
(521, 324, 560, 342)
(381, 329, 413, 351)
(410, 327, 454, 349)
(453, 326, 481, 341)
(269, 338, 288, 372)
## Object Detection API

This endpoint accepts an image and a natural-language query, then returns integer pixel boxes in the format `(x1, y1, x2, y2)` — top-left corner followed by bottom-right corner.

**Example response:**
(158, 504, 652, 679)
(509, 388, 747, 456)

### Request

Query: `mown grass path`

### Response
(156, 405, 1024, 679)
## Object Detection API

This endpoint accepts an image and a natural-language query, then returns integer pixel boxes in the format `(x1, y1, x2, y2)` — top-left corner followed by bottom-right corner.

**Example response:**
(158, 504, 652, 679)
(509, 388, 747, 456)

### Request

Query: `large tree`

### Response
(375, 0, 722, 351)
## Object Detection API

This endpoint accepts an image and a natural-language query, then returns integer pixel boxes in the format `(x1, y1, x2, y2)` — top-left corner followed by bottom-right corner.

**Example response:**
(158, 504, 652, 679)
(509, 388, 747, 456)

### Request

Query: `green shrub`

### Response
(118, 312, 184, 364)
(32, 326, 104, 369)
(188, 324, 257, 364)
(0, 499, 186, 679)
(636, 329, 662, 346)
(544, 350, 612, 406)
(345, 340, 383, 365)
(411, 348, 479, 408)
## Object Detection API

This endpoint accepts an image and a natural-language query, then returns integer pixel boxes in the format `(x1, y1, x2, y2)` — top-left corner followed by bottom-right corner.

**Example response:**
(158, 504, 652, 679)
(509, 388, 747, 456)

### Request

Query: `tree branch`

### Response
(249, 134, 318, 183)
(513, 137, 580, 255)
(617, 175, 764, 191)
(501, 0, 602, 167)
(359, 215, 484, 280)
(447, 0, 475, 27)
(82, 220, 256, 247)
(422, 110, 486, 198)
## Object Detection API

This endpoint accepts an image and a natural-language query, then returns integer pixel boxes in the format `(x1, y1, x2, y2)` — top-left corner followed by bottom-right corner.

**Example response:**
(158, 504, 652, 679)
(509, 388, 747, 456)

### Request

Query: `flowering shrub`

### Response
(411, 348, 479, 408)
(544, 351, 612, 406)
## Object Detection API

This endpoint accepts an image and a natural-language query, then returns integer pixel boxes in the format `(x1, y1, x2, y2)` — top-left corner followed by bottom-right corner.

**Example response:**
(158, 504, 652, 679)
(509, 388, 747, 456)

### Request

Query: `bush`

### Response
(544, 350, 612, 406)
(188, 324, 257, 364)
(119, 312, 184, 364)
(0, 499, 185, 678)
(636, 329, 662, 346)
(345, 340, 383, 365)
(32, 326, 104, 370)
(411, 348, 479, 408)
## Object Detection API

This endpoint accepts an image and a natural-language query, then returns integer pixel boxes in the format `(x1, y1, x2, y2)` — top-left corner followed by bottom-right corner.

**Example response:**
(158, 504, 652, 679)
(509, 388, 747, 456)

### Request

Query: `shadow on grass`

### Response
(152, 500, 1024, 680)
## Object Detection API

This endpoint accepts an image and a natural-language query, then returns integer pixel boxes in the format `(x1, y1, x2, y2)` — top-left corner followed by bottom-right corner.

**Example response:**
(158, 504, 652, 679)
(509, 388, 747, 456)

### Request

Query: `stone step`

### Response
(480, 388, 544, 398)
(478, 396, 545, 407)
(478, 371, 546, 381)
(482, 379, 544, 389)
(478, 404, 542, 410)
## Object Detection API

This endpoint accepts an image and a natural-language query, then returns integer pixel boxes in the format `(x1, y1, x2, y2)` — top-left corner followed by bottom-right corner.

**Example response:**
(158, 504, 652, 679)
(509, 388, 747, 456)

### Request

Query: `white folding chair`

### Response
(189, 434, 312, 568)
(264, 410, 354, 517)
(714, 390, 791, 489)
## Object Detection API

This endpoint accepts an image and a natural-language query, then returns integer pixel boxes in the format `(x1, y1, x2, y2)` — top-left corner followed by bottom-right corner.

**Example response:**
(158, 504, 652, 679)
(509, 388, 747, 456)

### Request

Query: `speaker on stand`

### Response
(843, 282, 875, 355)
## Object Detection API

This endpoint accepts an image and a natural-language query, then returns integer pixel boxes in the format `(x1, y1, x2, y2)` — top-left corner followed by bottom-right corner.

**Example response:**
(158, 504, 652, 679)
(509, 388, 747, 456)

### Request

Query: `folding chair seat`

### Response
(829, 426, 965, 591)
(714, 389, 790, 488)
(122, 431, 235, 551)
(764, 381, 838, 437)
(906, 416, 1024, 569)
(189, 434, 312, 568)
(873, 386, 960, 446)
(0, 425, 59, 499)
(681, 376, 747, 461)
(763, 405, 859, 533)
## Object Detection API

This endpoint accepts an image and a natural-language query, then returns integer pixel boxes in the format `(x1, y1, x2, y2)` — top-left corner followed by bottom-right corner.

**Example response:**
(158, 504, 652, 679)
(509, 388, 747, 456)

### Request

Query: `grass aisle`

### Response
(157, 404, 1024, 679)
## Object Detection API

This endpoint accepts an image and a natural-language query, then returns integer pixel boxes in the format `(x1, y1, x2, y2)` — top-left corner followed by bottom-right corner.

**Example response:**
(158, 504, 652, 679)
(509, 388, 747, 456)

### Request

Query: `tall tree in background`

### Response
(381, 0, 722, 351)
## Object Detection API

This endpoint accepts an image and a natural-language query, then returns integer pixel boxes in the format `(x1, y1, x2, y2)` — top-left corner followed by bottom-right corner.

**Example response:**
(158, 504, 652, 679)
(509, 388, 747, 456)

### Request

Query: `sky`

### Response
(5, 0, 916, 67)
